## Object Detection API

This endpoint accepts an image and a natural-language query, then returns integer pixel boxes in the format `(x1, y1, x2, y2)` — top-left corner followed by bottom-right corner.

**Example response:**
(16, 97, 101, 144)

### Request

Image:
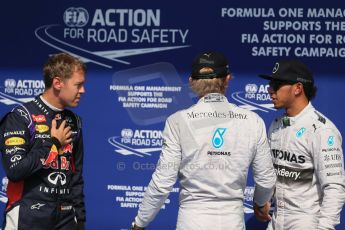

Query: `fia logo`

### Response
(0, 177, 8, 203)
(64, 7, 89, 27)
(212, 128, 227, 148)
(245, 84, 258, 94)
(4, 79, 16, 88)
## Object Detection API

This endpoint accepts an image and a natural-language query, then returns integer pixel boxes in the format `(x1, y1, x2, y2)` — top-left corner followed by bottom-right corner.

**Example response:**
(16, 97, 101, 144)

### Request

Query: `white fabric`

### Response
(267, 103, 345, 230)
(135, 93, 276, 229)
(5, 205, 19, 230)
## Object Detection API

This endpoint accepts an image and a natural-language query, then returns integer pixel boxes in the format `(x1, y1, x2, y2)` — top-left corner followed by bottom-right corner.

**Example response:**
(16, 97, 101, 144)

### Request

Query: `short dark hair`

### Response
(303, 83, 317, 101)
(43, 53, 86, 88)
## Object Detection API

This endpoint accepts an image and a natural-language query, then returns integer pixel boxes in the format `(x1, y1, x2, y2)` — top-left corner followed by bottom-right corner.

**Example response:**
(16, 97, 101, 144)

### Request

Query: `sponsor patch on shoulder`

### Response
(5, 137, 25, 146)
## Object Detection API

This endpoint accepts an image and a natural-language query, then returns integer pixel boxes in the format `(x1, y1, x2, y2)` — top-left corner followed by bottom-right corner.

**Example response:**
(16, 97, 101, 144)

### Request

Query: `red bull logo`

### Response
(43, 145, 58, 166)
(42, 156, 70, 170)
(63, 144, 73, 154)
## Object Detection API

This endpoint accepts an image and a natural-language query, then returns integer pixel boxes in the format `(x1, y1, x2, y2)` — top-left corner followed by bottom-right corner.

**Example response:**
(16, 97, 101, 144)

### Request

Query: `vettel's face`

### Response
(59, 69, 85, 108)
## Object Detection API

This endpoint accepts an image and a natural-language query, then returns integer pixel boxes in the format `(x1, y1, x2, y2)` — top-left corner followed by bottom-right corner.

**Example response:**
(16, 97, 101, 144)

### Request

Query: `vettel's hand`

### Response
(254, 202, 272, 222)
(51, 119, 72, 148)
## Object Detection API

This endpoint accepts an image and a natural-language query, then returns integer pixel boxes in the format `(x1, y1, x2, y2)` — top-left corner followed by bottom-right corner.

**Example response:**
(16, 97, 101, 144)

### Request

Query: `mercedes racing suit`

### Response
(0, 96, 85, 230)
(267, 103, 345, 230)
(134, 93, 276, 229)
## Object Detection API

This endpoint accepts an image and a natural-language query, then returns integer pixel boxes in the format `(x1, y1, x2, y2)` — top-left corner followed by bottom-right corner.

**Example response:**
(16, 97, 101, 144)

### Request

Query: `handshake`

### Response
(130, 220, 145, 230)
(254, 202, 272, 222)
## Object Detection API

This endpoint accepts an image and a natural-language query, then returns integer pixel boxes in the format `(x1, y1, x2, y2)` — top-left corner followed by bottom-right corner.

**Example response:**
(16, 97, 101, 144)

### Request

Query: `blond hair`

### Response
(190, 77, 228, 98)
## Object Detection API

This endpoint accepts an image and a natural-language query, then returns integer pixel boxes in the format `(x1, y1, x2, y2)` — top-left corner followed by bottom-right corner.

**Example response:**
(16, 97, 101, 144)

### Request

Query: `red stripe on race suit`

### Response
(6, 180, 24, 210)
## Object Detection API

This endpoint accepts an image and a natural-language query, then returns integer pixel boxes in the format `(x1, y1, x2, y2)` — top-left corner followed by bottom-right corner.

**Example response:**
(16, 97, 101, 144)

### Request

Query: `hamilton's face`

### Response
(268, 80, 295, 109)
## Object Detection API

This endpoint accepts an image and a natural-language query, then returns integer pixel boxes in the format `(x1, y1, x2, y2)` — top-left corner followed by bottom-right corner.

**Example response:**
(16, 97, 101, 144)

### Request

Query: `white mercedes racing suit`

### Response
(134, 93, 276, 229)
(267, 103, 345, 230)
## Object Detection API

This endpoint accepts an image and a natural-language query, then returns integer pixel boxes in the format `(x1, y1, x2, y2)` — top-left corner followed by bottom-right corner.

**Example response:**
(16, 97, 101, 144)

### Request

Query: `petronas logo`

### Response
(327, 136, 334, 146)
(212, 128, 227, 148)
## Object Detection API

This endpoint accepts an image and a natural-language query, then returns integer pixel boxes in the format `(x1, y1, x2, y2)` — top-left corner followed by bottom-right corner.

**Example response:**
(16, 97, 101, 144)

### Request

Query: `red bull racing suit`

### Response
(267, 103, 345, 230)
(134, 93, 276, 229)
(0, 96, 85, 229)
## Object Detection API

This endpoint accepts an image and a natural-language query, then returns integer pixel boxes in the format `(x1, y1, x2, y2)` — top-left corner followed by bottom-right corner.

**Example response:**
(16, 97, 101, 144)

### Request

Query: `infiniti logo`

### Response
(48, 172, 67, 185)
(10, 155, 22, 163)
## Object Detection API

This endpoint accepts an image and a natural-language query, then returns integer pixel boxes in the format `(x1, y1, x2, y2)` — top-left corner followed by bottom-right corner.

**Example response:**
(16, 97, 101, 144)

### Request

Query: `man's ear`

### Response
(52, 77, 63, 90)
(188, 76, 193, 83)
(294, 83, 303, 96)
(225, 74, 232, 84)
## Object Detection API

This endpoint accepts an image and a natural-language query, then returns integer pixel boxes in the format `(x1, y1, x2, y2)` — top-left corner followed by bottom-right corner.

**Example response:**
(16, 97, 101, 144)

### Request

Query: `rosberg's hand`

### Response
(51, 119, 72, 150)
(254, 201, 272, 222)
(131, 220, 145, 230)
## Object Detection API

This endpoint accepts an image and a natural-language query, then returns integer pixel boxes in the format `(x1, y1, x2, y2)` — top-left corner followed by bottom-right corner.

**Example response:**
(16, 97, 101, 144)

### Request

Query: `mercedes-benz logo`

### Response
(272, 62, 279, 74)
(48, 172, 67, 185)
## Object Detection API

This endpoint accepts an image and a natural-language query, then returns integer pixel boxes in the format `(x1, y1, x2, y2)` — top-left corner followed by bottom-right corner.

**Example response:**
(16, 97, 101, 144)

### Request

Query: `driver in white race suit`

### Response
(130, 51, 276, 230)
(256, 59, 345, 230)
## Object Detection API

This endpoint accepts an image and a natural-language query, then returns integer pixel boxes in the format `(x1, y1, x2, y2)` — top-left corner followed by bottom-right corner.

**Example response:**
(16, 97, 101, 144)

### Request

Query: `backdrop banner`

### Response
(0, 1, 344, 229)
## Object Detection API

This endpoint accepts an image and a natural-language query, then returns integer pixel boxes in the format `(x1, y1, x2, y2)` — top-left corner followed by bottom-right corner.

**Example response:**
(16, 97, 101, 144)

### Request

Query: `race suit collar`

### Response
(40, 95, 63, 112)
(33, 95, 63, 117)
(287, 102, 314, 126)
(199, 93, 228, 103)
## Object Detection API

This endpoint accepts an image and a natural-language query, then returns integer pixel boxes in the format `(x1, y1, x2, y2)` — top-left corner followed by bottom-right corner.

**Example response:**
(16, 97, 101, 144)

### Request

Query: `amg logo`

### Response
(271, 149, 305, 164)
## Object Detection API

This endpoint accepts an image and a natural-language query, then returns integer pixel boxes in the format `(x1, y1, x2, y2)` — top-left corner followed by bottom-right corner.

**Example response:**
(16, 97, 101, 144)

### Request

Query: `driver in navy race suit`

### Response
(0, 53, 86, 230)
(130, 50, 276, 230)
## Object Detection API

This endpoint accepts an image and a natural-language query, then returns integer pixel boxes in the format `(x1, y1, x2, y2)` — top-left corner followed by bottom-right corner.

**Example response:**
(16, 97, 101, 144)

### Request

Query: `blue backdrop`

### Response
(0, 1, 344, 229)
